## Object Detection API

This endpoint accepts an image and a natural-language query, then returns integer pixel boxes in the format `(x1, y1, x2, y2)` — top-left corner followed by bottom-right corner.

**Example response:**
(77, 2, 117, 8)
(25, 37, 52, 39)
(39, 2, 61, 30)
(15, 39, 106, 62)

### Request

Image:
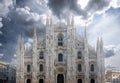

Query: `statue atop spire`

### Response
(96, 36, 103, 53)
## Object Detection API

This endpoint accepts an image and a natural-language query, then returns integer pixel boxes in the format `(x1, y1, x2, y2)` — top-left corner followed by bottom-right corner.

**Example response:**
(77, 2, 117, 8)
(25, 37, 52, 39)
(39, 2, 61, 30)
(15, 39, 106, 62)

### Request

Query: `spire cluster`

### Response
(46, 15, 53, 26)
(67, 14, 74, 26)
(96, 36, 103, 53)
(17, 35, 25, 55)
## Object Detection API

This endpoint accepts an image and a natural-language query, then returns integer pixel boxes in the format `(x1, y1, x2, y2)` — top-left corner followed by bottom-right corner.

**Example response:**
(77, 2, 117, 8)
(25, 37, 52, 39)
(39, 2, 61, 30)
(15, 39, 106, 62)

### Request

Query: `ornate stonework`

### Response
(16, 16, 105, 83)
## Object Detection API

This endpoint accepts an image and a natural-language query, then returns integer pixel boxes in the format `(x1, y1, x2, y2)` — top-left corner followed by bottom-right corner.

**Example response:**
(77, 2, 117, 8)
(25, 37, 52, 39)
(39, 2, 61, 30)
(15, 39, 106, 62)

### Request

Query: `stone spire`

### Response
(33, 27, 37, 52)
(96, 36, 105, 83)
(96, 36, 101, 55)
(96, 37, 100, 52)
(96, 36, 103, 54)
(16, 35, 22, 75)
(84, 25, 88, 52)
(32, 27, 38, 83)
(45, 15, 50, 83)
(20, 36, 25, 83)
(16, 35, 25, 70)
(100, 36, 105, 83)
(21, 36, 25, 54)
(96, 36, 101, 83)
(16, 35, 21, 83)
(32, 27, 37, 57)
(16, 34, 25, 83)
(100, 36, 103, 53)
(83, 25, 89, 83)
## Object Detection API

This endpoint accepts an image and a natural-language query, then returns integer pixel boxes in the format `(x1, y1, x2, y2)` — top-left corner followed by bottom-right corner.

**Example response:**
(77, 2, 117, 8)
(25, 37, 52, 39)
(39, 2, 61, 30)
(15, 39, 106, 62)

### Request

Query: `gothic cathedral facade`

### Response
(16, 16, 105, 83)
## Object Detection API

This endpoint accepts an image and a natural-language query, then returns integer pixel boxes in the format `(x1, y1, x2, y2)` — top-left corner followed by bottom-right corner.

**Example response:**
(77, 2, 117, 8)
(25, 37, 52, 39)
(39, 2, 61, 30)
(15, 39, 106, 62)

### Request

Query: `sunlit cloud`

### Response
(77, 0, 89, 9)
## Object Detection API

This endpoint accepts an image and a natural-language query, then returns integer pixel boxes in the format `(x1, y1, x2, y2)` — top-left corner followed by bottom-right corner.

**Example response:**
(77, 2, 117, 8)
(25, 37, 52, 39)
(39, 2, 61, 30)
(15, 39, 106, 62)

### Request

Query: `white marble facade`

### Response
(16, 16, 105, 83)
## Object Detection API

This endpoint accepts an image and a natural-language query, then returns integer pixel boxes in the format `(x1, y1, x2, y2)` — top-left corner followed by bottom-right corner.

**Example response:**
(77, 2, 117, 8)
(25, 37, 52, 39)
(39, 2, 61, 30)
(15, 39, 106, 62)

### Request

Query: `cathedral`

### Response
(16, 16, 105, 83)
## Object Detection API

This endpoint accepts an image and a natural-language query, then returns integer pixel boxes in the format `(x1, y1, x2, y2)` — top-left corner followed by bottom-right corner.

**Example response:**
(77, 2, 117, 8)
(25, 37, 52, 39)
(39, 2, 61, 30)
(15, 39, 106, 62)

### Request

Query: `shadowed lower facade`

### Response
(16, 16, 105, 83)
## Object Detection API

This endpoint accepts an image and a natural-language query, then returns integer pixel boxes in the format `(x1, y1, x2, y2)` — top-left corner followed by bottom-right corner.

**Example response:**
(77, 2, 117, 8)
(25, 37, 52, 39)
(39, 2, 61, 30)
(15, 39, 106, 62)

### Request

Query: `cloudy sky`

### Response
(0, 0, 120, 70)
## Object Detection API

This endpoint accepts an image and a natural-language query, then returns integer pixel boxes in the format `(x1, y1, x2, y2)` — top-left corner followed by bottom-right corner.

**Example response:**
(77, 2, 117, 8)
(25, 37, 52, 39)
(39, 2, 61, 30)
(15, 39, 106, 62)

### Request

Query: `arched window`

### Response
(78, 79, 82, 83)
(58, 34, 63, 46)
(39, 51, 44, 59)
(91, 64, 94, 72)
(90, 79, 95, 83)
(58, 53, 63, 62)
(27, 65, 31, 72)
(77, 51, 82, 59)
(27, 79, 31, 83)
(78, 64, 82, 72)
(39, 64, 43, 72)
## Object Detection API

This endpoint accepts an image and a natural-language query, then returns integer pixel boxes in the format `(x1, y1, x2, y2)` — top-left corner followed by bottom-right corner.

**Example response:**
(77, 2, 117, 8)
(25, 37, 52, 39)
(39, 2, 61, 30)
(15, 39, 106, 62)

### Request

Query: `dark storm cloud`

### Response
(0, 9, 45, 62)
(104, 45, 118, 58)
(85, 0, 110, 13)
(48, 0, 88, 19)
(14, 7, 45, 37)
(48, 0, 66, 17)
(0, 16, 18, 62)
(16, 0, 48, 15)
(0, 0, 47, 62)
(48, 0, 111, 19)
(104, 49, 115, 58)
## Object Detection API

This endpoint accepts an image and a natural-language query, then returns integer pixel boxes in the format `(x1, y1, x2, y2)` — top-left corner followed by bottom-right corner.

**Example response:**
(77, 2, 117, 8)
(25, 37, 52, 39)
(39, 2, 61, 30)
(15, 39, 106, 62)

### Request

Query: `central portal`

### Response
(57, 74, 64, 83)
